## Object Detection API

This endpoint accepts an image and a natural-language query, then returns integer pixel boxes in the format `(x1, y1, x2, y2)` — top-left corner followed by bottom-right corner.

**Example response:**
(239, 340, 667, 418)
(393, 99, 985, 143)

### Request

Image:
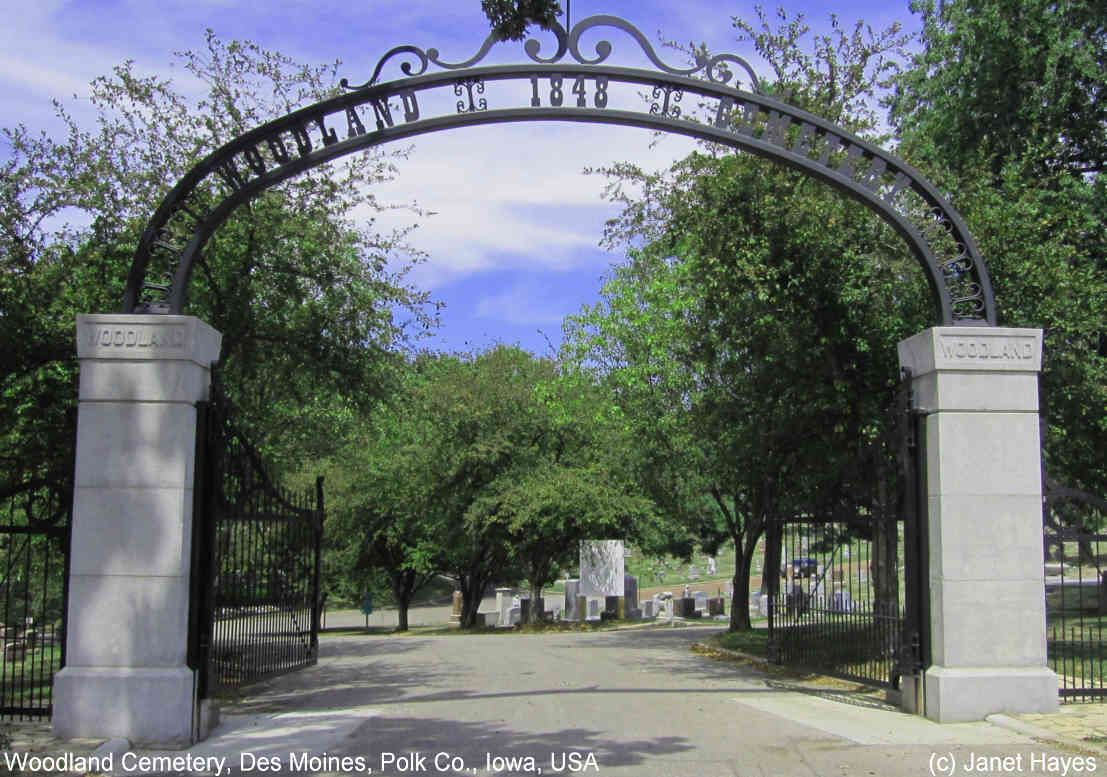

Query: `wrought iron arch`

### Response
(123, 15, 996, 326)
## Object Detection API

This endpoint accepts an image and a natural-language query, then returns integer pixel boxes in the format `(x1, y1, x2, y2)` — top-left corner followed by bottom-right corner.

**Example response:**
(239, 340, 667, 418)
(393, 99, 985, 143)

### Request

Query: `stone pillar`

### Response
(53, 315, 221, 745)
(898, 327, 1057, 722)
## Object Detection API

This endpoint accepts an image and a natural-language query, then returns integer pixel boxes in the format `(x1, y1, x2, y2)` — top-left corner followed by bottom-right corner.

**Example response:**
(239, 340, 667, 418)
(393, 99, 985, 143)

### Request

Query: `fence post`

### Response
(311, 476, 325, 655)
(53, 315, 221, 745)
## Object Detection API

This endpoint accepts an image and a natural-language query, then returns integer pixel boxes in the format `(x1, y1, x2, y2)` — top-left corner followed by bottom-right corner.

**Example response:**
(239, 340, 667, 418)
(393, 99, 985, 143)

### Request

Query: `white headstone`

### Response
(580, 540, 625, 597)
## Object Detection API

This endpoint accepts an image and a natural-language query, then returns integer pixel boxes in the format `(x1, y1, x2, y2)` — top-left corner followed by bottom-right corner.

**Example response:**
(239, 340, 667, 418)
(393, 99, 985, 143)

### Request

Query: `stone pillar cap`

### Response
(898, 327, 1043, 376)
(77, 314, 222, 366)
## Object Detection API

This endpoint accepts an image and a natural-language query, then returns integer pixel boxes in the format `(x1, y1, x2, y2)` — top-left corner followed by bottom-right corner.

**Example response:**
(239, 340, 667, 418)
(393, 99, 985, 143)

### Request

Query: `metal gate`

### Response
(189, 380, 324, 698)
(0, 489, 71, 719)
(1043, 478, 1107, 701)
(767, 374, 928, 689)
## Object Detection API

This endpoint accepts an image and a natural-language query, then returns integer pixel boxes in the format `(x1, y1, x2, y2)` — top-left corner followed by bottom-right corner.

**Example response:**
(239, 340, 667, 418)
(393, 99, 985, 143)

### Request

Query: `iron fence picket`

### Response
(1043, 488, 1107, 702)
(0, 494, 71, 719)
(191, 377, 324, 697)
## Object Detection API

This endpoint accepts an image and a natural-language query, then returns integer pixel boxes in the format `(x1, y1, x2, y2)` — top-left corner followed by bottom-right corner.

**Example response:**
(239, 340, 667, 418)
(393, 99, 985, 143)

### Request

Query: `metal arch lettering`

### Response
(123, 48, 996, 327)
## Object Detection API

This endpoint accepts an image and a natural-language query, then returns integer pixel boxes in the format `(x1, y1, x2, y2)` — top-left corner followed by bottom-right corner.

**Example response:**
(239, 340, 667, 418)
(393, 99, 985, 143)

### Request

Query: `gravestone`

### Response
(623, 575, 640, 619)
(450, 591, 463, 624)
(519, 598, 531, 623)
(708, 598, 725, 616)
(580, 540, 625, 598)
(587, 598, 601, 620)
(831, 590, 851, 613)
(498, 588, 515, 627)
(624, 575, 638, 611)
(604, 596, 621, 618)
(687, 565, 700, 580)
(677, 597, 696, 617)
(564, 580, 581, 620)
(759, 594, 770, 617)
(641, 599, 655, 618)
(693, 591, 709, 612)
(509, 607, 521, 625)
(810, 579, 825, 605)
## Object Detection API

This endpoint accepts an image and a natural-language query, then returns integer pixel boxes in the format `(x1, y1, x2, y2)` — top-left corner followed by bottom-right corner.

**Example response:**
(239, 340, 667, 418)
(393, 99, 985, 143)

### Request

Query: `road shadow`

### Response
(217, 638, 441, 713)
(333, 714, 694, 777)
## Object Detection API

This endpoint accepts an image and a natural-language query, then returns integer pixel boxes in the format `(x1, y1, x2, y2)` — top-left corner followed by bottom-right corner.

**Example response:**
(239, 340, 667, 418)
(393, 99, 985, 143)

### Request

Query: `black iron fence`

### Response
(0, 488, 70, 719)
(767, 519, 909, 688)
(190, 383, 324, 697)
(766, 376, 926, 690)
(1043, 478, 1107, 702)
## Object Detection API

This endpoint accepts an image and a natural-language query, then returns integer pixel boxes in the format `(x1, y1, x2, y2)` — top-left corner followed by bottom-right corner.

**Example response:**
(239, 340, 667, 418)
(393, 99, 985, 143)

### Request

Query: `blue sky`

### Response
(1, 0, 923, 355)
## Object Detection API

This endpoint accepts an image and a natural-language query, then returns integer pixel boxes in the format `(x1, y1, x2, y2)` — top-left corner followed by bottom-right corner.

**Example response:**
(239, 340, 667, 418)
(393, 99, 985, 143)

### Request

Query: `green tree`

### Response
(330, 369, 445, 631)
(888, 0, 1106, 180)
(1, 32, 433, 515)
(566, 9, 923, 630)
(481, 0, 563, 40)
(470, 372, 657, 621)
(889, 0, 1107, 497)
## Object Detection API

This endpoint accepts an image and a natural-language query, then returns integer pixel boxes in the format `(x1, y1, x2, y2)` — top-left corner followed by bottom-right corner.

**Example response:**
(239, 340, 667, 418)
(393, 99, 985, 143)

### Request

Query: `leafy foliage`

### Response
(332, 347, 653, 627)
(889, 0, 1106, 179)
(1, 32, 434, 513)
(567, 9, 923, 630)
(480, 0, 563, 41)
(889, 0, 1107, 496)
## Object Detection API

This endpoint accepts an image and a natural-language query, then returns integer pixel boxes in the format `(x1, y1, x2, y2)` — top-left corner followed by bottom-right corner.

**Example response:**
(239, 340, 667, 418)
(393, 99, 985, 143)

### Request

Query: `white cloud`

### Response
(0, 56, 94, 101)
(368, 121, 700, 290)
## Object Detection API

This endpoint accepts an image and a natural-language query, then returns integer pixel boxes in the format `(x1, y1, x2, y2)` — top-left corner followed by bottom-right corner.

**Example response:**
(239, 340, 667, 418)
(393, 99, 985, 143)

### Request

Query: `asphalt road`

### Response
(200, 617, 1082, 777)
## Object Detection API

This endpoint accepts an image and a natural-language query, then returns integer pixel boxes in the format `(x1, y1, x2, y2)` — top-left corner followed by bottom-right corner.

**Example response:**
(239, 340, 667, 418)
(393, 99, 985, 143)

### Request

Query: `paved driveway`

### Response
(206, 622, 1082, 777)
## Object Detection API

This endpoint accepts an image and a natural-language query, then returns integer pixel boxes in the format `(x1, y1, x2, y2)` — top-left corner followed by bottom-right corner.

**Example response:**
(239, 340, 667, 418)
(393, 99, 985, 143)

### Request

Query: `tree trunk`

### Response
(392, 570, 414, 632)
(729, 529, 757, 631)
(459, 571, 491, 628)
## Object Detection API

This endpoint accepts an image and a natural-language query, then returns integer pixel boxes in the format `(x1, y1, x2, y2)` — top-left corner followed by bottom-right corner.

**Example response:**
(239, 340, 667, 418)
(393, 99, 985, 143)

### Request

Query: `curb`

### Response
(985, 713, 1065, 741)
(690, 641, 774, 666)
(986, 714, 1107, 758)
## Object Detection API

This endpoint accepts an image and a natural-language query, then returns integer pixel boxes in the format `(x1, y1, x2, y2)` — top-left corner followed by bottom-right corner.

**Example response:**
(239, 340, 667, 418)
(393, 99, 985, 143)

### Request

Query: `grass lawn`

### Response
(0, 644, 61, 709)
(712, 627, 771, 659)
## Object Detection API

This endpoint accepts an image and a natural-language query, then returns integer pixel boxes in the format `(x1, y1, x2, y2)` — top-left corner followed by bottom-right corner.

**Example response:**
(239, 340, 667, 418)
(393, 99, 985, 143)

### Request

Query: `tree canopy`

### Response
(889, 0, 1106, 179)
(1, 32, 434, 516)
(889, 0, 1106, 496)
(330, 346, 655, 627)
(480, 0, 563, 40)
(563, 9, 921, 630)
